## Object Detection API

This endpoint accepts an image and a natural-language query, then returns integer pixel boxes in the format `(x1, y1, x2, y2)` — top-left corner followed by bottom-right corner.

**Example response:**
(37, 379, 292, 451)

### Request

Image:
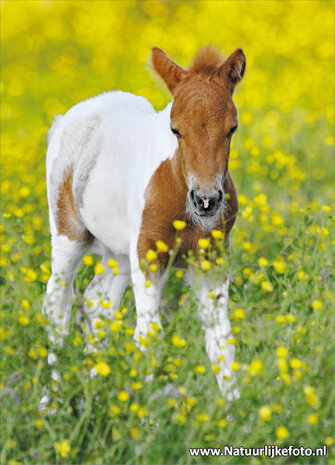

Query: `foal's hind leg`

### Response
(83, 254, 131, 346)
(41, 234, 88, 410)
(43, 234, 88, 346)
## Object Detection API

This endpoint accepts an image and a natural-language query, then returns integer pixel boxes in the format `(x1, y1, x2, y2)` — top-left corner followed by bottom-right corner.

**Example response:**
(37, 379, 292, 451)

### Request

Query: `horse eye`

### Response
(228, 125, 238, 136)
(171, 127, 182, 138)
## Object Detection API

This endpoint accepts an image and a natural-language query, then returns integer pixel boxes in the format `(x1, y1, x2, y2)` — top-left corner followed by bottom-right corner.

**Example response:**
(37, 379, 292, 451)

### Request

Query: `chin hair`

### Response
(186, 200, 225, 232)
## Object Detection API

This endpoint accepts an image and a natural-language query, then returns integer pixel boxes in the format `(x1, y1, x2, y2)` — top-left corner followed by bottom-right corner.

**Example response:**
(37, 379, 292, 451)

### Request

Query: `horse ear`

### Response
(151, 47, 188, 94)
(214, 48, 246, 94)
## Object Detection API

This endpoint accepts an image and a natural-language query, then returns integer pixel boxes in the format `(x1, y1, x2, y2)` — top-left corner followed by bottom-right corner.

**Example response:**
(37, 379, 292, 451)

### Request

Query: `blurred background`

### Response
(2, 0, 333, 206)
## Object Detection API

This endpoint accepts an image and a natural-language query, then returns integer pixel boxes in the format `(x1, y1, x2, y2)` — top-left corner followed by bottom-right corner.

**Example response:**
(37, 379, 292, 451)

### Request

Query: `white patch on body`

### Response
(44, 90, 236, 401)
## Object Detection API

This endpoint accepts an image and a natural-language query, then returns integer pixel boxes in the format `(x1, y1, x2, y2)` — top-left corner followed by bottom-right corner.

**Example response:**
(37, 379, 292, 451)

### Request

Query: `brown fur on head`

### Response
(189, 45, 224, 78)
(151, 45, 245, 230)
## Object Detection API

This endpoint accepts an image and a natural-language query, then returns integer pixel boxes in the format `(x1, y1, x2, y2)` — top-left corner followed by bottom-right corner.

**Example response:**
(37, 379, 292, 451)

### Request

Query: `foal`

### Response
(43, 46, 246, 400)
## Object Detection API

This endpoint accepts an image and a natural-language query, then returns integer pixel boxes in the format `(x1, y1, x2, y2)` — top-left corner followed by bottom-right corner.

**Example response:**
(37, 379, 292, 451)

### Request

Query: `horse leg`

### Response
(41, 234, 88, 409)
(82, 254, 131, 346)
(43, 234, 88, 346)
(130, 242, 162, 347)
(190, 273, 240, 401)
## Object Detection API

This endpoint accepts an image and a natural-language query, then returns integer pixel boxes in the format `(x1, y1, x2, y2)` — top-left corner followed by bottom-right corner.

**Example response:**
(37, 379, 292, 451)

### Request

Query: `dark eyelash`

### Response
(228, 125, 238, 135)
(171, 127, 182, 138)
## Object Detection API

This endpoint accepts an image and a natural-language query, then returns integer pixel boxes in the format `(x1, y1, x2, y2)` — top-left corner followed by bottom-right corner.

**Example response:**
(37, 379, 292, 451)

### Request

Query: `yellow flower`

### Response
(150, 264, 158, 272)
(24, 269, 37, 282)
(145, 280, 152, 287)
(216, 257, 224, 265)
(131, 382, 142, 390)
(233, 308, 245, 320)
(94, 361, 111, 376)
(146, 249, 157, 262)
(230, 362, 240, 371)
(201, 260, 211, 271)
(174, 412, 186, 424)
(83, 255, 93, 266)
(217, 419, 227, 427)
(108, 258, 118, 268)
(289, 358, 302, 369)
(137, 407, 149, 418)
(5, 346, 14, 355)
(248, 359, 263, 376)
(195, 365, 206, 374)
(112, 267, 119, 275)
(294, 370, 302, 380)
(277, 359, 288, 373)
(130, 427, 139, 439)
(276, 346, 288, 359)
(130, 403, 139, 412)
(54, 440, 71, 458)
(110, 321, 122, 332)
(171, 334, 186, 348)
(298, 270, 305, 280)
(325, 437, 334, 446)
(19, 316, 30, 326)
(273, 259, 286, 274)
(198, 238, 210, 249)
(196, 414, 209, 422)
(276, 426, 289, 440)
(117, 390, 129, 402)
(271, 403, 283, 413)
(261, 281, 273, 292)
(258, 257, 268, 266)
(212, 364, 221, 374)
(173, 220, 186, 230)
(321, 205, 331, 212)
(28, 348, 38, 359)
(94, 262, 105, 275)
(187, 397, 196, 407)
(156, 240, 169, 252)
(110, 405, 120, 415)
(22, 299, 30, 310)
(286, 314, 296, 323)
(312, 300, 323, 310)
(211, 230, 223, 240)
(175, 270, 183, 278)
(35, 418, 44, 427)
(303, 385, 320, 408)
(307, 414, 318, 425)
(259, 405, 271, 421)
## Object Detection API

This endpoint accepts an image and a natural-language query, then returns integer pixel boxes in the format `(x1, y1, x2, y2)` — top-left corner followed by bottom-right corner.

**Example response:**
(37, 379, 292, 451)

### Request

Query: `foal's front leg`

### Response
(130, 243, 162, 347)
(191, 275, 240, 400)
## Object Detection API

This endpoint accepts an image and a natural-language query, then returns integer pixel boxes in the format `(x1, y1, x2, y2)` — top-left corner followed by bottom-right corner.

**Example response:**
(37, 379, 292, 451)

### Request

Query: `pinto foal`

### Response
(43, 46, 246, 400)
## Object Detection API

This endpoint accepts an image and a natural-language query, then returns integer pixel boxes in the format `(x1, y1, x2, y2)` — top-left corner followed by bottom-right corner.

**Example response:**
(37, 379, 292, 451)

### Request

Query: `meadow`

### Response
(1, 1, 334, 464)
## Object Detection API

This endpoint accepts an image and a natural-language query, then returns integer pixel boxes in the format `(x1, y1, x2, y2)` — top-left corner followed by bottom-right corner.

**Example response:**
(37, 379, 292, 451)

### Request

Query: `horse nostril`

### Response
(218, 190, 223, 203)
(190, 189, 198, 207)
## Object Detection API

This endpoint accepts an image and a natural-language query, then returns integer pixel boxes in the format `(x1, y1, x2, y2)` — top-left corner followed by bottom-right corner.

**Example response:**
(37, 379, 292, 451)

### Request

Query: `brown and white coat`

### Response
(43, 46, 246, 400)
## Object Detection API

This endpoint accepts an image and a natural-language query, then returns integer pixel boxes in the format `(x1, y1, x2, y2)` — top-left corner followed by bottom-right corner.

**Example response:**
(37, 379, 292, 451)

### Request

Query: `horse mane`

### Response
(189, 45, 224, 78)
